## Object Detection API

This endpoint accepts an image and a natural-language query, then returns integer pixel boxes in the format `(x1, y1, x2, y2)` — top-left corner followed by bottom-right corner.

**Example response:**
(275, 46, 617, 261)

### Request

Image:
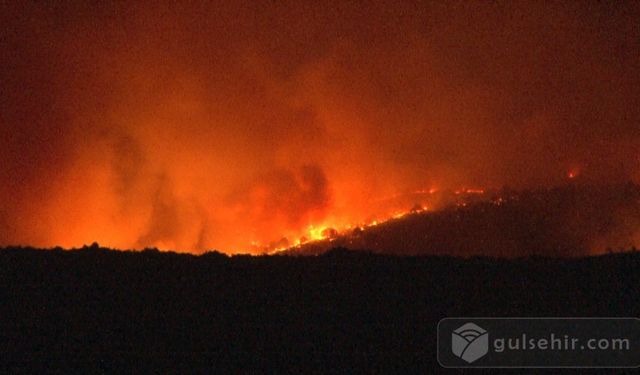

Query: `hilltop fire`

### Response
(274, 183, 640, 257)
(263, 187, 483, 254)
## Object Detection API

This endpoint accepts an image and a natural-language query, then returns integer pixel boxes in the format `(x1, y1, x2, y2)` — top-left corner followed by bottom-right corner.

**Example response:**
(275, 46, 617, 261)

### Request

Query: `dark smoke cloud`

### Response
(0, 1, 638, 252)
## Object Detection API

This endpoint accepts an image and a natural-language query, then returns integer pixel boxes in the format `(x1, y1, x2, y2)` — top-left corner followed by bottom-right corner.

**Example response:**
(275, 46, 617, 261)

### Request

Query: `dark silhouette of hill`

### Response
(285, 182, 640, 257)
(0, 246, 638, 373)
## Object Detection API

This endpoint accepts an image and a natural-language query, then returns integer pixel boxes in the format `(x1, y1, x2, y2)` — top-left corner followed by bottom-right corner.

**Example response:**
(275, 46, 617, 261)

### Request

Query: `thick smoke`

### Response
(0, 1, 638, 252)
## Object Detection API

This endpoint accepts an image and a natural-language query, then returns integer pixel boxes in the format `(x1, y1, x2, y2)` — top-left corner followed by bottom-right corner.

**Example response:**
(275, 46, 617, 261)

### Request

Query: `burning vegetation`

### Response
(273, 182, 640, 258)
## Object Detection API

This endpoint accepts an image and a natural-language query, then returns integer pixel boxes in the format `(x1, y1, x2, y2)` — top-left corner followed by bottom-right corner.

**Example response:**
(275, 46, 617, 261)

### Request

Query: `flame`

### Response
(567, 166, 583, 180)
(308, 225, 328, 241)
(455, 188, 485, 195)
(251, 184, 459, 253)
(262, 184, 518, 254)
(256, 186, 466, 254)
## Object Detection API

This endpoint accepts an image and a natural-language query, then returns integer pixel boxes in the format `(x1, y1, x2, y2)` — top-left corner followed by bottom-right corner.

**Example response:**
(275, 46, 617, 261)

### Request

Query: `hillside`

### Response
(282, 183, 640, 257)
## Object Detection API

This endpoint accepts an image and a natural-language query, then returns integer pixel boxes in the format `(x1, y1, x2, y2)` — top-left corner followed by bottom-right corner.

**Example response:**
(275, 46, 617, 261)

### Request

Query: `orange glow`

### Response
(1, 2, 639, 255)
(454, 188, 486, 195)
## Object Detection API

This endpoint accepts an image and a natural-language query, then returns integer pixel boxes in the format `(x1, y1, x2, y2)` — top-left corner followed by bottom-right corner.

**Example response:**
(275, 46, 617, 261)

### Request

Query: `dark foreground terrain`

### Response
(0, 246, 638, 373)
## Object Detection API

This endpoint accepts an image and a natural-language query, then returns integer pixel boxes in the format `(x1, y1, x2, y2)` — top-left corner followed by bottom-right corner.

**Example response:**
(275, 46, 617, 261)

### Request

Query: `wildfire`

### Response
(412, 187, 440, 195)
(260, 185, 495, 254)
(567, 166, 583, 180)
(454, 188, 485, 195)
(308, 225, 329, 241)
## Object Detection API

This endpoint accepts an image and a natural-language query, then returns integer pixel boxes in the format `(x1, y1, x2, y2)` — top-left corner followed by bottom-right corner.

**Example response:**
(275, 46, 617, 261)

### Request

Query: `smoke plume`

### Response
(1, 1, 638, 252)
